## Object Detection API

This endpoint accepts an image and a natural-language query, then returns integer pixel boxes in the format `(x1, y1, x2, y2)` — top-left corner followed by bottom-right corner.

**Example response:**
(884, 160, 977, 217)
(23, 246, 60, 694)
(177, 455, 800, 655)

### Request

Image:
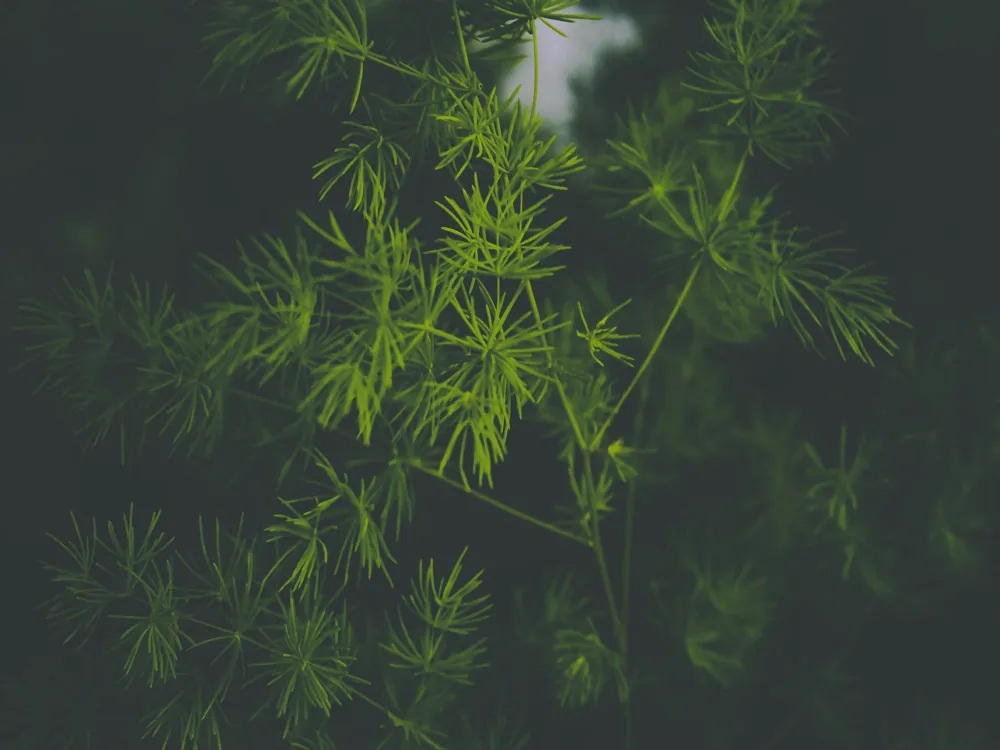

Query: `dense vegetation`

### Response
(2, 1, 996, 749)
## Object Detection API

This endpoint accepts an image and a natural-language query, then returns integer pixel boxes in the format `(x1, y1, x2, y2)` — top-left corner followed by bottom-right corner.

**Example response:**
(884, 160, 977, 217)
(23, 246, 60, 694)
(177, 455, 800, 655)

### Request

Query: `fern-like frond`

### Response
(754, 235, 907, 365)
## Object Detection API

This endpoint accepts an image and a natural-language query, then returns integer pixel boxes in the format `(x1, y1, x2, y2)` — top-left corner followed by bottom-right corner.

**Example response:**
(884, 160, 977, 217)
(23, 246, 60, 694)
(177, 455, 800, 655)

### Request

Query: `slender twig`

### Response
(593, 259, 703, 451)
(409, 460, 591, 547)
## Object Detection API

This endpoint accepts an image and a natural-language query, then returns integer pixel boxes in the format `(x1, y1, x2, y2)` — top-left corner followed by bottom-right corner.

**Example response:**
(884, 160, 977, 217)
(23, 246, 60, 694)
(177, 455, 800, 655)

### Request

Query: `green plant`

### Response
(13, 0, 910, 748)
(804, 424, 876, 535)
(683, 0, 844, 167)
(927, 448, 991, 582)
(680, 554, 771, 688)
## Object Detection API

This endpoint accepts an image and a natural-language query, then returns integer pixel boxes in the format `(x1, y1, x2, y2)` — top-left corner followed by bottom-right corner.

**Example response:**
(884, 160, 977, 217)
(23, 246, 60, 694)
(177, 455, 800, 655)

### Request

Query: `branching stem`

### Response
(409, 460, 591, 547)
(584, 455, 625, 646)
(524, 280, 588, 451)
(593, 259, 703, 450)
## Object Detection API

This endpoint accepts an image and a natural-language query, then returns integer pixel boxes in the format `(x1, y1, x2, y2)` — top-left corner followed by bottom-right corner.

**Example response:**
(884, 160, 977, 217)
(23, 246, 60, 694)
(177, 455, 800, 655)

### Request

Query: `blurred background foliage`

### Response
(1, 0, 998, 748)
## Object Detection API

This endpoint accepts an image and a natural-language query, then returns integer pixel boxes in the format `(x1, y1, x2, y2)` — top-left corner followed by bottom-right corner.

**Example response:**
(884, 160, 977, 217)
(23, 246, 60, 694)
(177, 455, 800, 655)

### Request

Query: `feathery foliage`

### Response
(10, 0, 937, 748)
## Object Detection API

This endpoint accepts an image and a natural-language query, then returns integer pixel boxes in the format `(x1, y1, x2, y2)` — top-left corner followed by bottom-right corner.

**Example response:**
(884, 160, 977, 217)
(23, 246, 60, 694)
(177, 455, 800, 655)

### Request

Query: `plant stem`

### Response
(409, 460, 591, 547)
(356, 691, 447, 750)
(530, 19, 540, 119)
(617, 382, 648, 750)
(592, 259, 703, 451)
(524, 280, 588, 451)
(230, 387, 297, 413)
(581, 451, 633, 747)
(452, 0, 472, 75)
(621, 376, 649, 648)
(185, 616, 269, 653)
(520, 21, 586, 453)
(583, 455, 625, 650)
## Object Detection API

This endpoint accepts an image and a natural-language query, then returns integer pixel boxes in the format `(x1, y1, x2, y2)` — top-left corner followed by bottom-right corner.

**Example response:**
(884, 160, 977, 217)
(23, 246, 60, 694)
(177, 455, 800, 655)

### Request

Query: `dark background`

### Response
(1, 0, 998, 747)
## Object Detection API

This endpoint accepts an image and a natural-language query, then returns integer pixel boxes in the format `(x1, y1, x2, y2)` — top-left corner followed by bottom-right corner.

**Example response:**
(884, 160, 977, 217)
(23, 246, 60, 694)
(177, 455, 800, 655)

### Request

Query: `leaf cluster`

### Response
(684, 0, 845, 167)
(664, 551, 772, 688)
(37, 500, 497, 749)
(13, 0, 919, 748)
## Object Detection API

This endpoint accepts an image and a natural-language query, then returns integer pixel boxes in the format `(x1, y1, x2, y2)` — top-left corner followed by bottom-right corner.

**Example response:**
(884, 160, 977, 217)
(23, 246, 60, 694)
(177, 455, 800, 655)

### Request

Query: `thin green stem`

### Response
(621, 376, 649, 647)
(583, 456, 625, 647)
(409, 460, 591, 547)
(619, 446, 648, 750)
(355, 691, 447, 750)
(452, 0, 472, 75)
(524, 280, 588, 451)
(622, 487, 636, 639)
(592, 259, 703, 451)
(617, 381, 648, 750)
(230, 388, 298, 413)
(530, 19, 540, 119)
(295, 42, 420, 80)
(185, 616, 269, 653)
